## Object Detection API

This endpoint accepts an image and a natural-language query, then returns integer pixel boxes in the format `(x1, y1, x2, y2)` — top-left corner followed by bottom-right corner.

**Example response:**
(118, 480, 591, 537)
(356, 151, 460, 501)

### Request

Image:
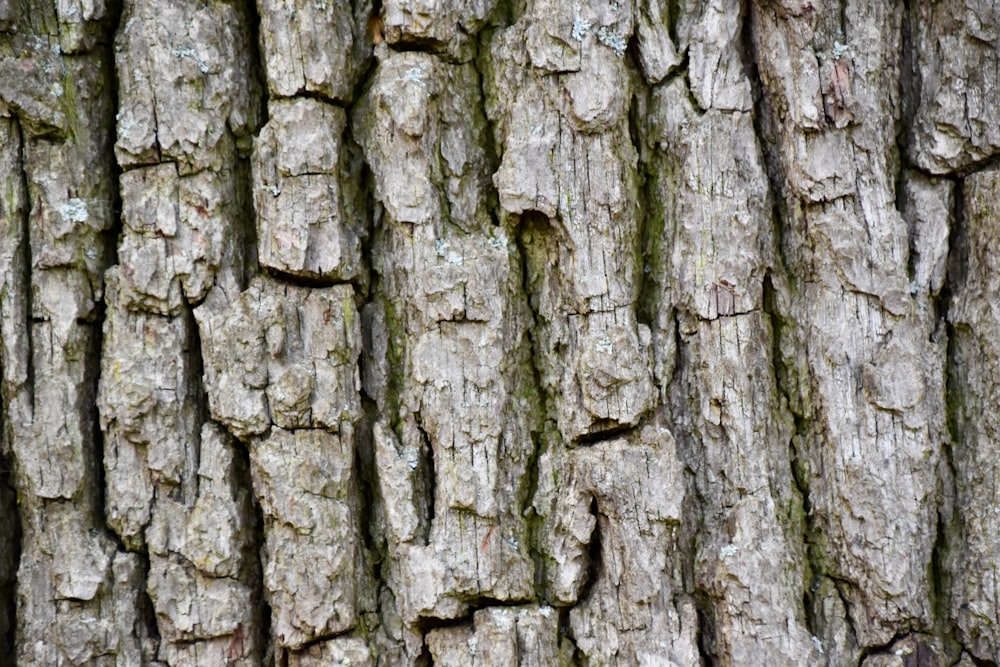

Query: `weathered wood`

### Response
(1, 0, 999, 664)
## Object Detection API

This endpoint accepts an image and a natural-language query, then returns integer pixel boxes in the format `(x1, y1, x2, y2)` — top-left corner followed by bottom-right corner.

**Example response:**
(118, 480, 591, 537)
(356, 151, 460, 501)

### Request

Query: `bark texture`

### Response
(0, 0, 998, 665)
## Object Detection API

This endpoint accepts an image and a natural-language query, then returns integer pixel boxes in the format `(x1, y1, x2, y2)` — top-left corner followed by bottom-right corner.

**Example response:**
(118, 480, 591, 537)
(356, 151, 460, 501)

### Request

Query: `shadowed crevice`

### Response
(128, 550, 164, 664)
(942, 178, 967, 297)
(574, 497, 603, 606)
(923, 178, 964, 652)
(694, 600, 718, 667)
(0, 116, 29, 667)
(91, 18, 126, 531)
(512, 210, 560, 420)
(413, 615, 471, 665)
(250, 510, 275, 665)
(413, 415, 437, 545)
(762, 269, 818, 621)
(503, 206, 558, 600)
(355, 395, 383, 568)
(101, 0, 126, 271)
(14, 120, 34, 421)
(240, 0, 270, 130)
(631, 83, 663, 342)
(895, 0, 915, 212)
(934, 174, 968, 660)
(0, 454, 18, 665)
(180, 305, 206, 504)
(573, 422, 639, 445)
(234, 425, 274, 665)
(555, 606, 579, 661)
(258, 266, 362, 290)
(963, 654, 999, 667)
(231, 131, 260, 292)
(858, 631, 956, 667)
(471, 35, 502, 220)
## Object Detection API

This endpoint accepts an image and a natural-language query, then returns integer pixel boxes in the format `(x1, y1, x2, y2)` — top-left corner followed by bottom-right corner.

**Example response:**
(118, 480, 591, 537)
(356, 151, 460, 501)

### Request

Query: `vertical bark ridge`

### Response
(1, 1, 126, 661)
(101, 0, 269, 661)
(750, 0, 953, 662)
(943, 169, 1000, 663)
(744, 0, 837, 659)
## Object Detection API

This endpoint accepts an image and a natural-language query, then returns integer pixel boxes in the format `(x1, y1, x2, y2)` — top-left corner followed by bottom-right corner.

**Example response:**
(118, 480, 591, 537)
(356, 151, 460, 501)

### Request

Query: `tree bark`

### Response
(0, 0, 998, 664)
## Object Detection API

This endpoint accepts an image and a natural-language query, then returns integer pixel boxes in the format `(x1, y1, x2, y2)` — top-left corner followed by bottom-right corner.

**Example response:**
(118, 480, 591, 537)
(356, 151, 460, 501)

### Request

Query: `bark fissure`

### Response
(926, 173, 963, 655)
(0, 128, 31, 667)
(15, 119, 34, 417)
(0, 113, 20, 649)
(0, 455, 16, 665)
(86, 293, 115, 544)
(509, 212, 559, 605)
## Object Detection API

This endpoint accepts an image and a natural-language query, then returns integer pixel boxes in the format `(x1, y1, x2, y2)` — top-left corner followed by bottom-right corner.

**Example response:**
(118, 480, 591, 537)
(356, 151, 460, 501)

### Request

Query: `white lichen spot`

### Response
(467, 637, 478, 656)
(488, 230, 509, 249)
(434, 240, 463, 265)
(539, 605, 553, 618)
(404, 66, 426, 86)
(173, 46, 209, 74)
(60, 198, 89, 223)
(597, 26, 627, 56)
(493, 609, 515, 629)
(832, 41, 849, 60)
(595, 336, 613, 353)
(118, 115, 135, 134)
(719, 544, 738, 559)
(571, 18, 591, 42)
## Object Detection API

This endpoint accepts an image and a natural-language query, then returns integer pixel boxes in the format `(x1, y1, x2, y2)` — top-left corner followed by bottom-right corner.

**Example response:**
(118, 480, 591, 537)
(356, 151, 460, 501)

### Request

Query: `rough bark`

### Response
(1, 0, 999, 665)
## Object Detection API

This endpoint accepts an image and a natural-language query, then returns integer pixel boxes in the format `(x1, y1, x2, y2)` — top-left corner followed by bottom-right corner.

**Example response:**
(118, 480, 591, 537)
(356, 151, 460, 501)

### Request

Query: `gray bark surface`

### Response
(0, 0, 998, 664)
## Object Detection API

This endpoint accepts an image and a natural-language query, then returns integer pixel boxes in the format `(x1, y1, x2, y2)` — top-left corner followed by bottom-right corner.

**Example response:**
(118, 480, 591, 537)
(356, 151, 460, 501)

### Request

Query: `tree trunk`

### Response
(0, 0, 997, 664)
